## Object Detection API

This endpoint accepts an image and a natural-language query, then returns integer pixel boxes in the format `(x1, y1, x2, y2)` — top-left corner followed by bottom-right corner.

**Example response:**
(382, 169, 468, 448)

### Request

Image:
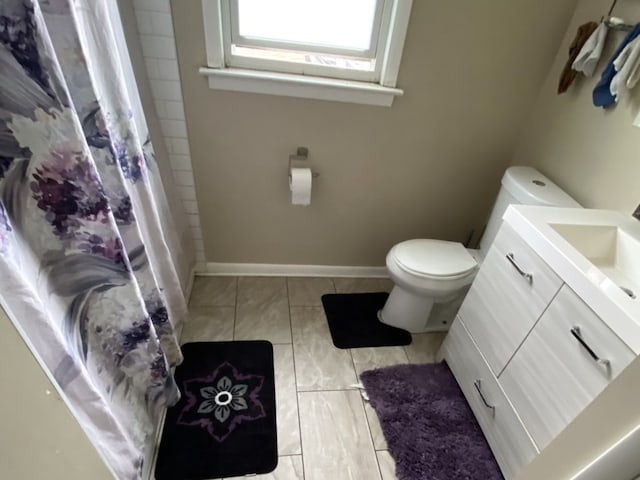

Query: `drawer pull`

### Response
(474, 380, 495, 415)
(570, 326, 611, 369)
(506, 253, 533, 284)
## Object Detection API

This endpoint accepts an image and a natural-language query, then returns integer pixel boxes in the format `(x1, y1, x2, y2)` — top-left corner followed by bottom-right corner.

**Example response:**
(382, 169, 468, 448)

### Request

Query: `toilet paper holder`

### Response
(289, 147, 320, 178)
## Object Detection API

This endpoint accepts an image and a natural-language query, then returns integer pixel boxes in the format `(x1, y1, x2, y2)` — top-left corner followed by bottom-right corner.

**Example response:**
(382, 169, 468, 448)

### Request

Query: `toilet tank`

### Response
(478, 166, 581, 256)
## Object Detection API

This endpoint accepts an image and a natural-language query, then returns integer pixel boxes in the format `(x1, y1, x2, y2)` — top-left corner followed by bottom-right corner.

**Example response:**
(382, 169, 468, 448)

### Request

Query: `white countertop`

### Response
(503, 205, 640, 353)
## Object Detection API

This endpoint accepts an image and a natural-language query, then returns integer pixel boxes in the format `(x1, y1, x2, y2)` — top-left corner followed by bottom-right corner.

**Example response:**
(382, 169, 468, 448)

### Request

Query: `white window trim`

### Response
(227, 0, 386, 59)
(222, 0, 389, 83)
(200, 0, 413, 106)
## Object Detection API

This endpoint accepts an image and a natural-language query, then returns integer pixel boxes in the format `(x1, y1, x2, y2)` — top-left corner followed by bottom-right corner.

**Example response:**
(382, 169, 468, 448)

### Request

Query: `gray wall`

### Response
(0, 305, 111, 478)
(172, 0, 578, 266)
(513, 0, 640, 214)
(512, 1, 640, 477)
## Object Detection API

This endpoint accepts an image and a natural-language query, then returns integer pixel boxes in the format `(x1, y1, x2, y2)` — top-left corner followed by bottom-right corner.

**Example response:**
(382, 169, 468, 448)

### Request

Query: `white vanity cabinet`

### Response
(500, 284, 634, 451)
(443, 317, 539, 479)
(440, 221, 636, 479)
(458, 223, 562, 376)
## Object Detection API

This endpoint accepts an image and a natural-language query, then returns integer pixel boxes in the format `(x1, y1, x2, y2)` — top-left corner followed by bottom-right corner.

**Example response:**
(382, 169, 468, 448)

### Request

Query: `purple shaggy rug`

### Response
(360, 363, 503, 480)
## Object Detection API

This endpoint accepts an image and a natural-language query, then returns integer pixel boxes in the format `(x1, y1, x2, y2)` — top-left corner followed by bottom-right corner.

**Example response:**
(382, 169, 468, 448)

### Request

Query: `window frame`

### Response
(228, 0, 386, 58)
(200, 0, 413, 106)
(222, 0, 389, 83)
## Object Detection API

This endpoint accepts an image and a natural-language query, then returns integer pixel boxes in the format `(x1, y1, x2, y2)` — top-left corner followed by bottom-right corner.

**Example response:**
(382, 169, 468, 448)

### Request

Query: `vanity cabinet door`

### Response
(441, 317, 538, 479)
(459, 223, 563, 376)
(499, 285, 635, 451)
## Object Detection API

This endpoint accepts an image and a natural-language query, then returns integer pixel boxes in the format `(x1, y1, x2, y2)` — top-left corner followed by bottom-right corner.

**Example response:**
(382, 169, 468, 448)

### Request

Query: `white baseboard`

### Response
(194, 262, 388, 278)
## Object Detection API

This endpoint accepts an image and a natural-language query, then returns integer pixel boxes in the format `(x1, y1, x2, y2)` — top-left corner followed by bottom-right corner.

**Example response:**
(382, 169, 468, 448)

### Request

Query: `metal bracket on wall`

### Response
(603, 0, 636, 31)
(289, 147, 320, 178)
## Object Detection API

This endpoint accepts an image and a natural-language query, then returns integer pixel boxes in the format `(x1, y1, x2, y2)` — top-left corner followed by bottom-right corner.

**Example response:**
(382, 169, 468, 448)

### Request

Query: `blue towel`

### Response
(593, 23, 640, 107)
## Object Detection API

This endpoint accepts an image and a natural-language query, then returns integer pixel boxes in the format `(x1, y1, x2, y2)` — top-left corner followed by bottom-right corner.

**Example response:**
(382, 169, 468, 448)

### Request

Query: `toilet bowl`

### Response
(379, 166, 582, 333)
(379, 239, 479, 332)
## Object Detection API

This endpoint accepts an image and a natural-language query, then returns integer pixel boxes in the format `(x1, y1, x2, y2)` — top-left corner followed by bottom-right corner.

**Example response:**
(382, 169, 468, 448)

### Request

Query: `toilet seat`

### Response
(392, 239, 477, 280)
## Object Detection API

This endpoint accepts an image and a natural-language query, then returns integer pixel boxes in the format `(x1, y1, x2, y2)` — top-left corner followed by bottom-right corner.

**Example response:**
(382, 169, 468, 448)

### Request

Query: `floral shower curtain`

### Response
(0, 0, 190, 478)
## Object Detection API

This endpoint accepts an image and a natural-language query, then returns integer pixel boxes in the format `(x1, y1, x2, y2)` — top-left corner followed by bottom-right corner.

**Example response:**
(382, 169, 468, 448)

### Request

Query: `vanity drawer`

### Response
(459, 223, 562, 375)
(441, 317, 538, 479)
(499, 285, 635, 451)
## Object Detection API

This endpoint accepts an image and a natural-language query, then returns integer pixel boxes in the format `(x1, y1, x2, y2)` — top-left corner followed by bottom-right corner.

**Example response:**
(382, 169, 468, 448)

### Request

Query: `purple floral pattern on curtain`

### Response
(0, 0, 189, 478)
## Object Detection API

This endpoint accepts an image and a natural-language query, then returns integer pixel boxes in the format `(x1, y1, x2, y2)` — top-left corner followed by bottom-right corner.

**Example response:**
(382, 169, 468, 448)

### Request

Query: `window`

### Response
(200, 0, 413, 106)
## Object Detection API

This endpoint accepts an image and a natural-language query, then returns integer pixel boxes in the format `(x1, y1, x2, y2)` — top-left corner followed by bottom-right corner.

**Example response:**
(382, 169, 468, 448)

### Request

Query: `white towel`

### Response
(610, 36, 640, 101)
(626, 46, 640, 89)
(572, 22, 609, 76)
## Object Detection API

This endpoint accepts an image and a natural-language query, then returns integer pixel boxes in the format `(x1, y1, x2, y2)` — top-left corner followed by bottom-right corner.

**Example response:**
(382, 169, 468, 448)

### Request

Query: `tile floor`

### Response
(183, 276, 447, 480)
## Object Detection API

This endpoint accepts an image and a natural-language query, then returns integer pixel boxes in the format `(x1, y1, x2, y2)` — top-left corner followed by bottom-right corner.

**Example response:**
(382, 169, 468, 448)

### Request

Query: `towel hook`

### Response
(604, 16, 634, 31)
(603, 0, 635, 31)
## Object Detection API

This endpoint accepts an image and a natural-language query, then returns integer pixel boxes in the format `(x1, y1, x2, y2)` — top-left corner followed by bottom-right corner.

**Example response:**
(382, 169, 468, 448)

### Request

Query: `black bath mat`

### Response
(321, 292, 412, 349)
(155, 341, 277, 480)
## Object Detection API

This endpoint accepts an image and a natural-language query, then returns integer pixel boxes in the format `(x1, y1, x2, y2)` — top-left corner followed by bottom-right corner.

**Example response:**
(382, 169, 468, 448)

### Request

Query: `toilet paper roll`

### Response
(289, 167, 312, 206)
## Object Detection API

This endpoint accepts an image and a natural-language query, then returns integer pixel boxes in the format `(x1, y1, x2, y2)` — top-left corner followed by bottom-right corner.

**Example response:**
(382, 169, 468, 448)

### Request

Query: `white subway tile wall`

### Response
(182, 201, 200, 215)
(174, 171, 195, 187)
(177, 186, 197, 201)
(191, 227, 203, 239)
(164, 100, 185, 119)
(187, 214, 201, 227)
(133, 0, 205, 262)
(149, 79, 182, 101)
(150, 12, 174, 36)
(159, 119, 188, 138)
(166, 137, 190, 155)
(140, 35, 177, 59)
(156, 59, 180, 81)
(169, 154, 192, 171)
(133, 0, 170, 14)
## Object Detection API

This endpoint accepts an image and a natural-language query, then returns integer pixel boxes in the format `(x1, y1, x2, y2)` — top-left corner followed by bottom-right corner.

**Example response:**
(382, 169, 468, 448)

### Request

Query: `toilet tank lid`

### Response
(502, 166, 581, 208)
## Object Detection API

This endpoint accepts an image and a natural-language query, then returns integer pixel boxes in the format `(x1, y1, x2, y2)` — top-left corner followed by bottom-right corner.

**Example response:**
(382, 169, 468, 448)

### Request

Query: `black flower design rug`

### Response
(321, 292, 412, 349)
(154, 341, 277, 480)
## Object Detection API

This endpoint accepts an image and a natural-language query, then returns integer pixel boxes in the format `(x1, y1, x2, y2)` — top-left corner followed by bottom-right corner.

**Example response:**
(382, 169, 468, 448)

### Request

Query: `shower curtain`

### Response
(0, 0, 191, 478)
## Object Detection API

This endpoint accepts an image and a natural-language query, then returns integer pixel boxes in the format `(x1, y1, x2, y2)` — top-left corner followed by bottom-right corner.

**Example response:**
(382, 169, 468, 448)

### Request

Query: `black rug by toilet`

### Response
(155, 341, 277, 480)
(321, 292, 412, 349)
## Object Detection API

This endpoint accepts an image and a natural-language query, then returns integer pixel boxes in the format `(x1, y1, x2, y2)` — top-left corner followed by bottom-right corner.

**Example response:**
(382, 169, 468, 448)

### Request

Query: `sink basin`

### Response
(503, 205, 640, 353)
(549, 223, 640, 299)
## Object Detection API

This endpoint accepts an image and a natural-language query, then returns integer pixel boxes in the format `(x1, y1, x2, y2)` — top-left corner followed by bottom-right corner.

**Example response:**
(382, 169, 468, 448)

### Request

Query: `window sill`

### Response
(198, 67, 403, 107)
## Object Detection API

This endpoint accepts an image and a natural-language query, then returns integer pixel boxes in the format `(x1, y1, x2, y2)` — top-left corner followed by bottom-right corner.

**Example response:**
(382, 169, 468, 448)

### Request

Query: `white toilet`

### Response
(379, 166, 581, 333)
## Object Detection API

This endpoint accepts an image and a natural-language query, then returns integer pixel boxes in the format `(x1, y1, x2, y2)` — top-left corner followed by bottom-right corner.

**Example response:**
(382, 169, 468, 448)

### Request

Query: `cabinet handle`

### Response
(570, 326, 611, 369)
(474, 380, 495, 415)
(506, 253, 533, 284)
